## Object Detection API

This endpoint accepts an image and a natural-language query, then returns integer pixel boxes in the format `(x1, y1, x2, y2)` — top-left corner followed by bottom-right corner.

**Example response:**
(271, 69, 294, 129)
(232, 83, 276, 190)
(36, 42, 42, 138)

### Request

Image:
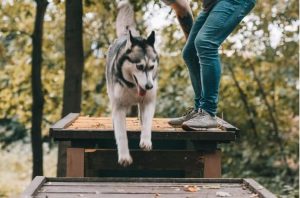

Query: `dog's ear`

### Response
(125, 30, 134, 50)
(146, 31, 155, 46)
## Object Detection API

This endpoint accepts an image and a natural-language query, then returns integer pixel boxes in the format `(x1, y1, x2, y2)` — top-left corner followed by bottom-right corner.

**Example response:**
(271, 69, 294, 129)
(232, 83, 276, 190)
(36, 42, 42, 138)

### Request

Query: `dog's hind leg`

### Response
(139, 101, 155, 151)
(112, 106, 133, 166)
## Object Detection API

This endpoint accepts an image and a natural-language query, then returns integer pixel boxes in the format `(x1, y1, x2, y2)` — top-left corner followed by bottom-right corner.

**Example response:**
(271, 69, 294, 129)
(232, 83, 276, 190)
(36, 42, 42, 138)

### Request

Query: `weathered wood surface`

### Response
(51, 113, 79, 130)
(84, 149, 203, 177)
(50, 114, 238, 142)
(21, 176, 46, 198)
(203, 150, 222, 178)
(65, 116, 234, 132)
(66, 148, 84, 177)
(22, 177, 276, 198)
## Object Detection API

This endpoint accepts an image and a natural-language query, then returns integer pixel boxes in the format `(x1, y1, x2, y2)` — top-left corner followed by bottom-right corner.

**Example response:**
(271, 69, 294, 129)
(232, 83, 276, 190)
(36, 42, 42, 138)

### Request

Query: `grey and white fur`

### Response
(106, 0, 159, 166)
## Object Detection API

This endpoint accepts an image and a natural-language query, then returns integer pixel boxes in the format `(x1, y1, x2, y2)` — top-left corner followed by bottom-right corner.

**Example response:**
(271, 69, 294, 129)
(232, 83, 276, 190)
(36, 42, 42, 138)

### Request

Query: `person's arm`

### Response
(169, 0, 194, 39)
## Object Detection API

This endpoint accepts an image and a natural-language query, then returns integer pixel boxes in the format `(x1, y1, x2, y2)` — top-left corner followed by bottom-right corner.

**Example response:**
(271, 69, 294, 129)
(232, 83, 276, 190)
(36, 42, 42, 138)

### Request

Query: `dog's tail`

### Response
(116, 0, 139, 37)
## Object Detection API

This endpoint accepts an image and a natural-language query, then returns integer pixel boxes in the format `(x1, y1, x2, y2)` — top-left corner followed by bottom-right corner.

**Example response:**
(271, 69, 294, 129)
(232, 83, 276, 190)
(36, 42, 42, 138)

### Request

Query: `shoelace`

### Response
(198, 108, 216, 119)
(182, 107, 196, 116)
(198, 108, 206, 116)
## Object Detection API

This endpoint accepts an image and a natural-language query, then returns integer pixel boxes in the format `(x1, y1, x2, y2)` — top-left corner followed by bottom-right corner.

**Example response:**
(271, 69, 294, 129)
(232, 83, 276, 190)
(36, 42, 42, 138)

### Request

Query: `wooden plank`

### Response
(32, 181, 257, 198)
(47, 177, 243, 183)
(34, 195, 183, 198)
(43, 182, 242, 187)
(71, 139, 188, 150)
(184, 169, 201, 178)
(37, 185, 241, 193)
(66, 148, 85, 177)
(66, 117, 225, 132)
(243, 179, 277, 198)
(51, 130, 236, 142)
(20, 176, 47, 197)
(203, 150, 222, 178)
(50, 116, 238, 142)
(50, 113, 79, 131)
(23, 177, 276, 198)
(35, 183, 248, 195)
(84, 149, 203, 171)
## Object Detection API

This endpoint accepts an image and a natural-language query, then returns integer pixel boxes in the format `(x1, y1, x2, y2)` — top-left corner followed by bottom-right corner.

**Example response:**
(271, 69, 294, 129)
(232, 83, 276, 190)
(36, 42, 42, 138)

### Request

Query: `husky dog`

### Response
(106, 0, 159, 166)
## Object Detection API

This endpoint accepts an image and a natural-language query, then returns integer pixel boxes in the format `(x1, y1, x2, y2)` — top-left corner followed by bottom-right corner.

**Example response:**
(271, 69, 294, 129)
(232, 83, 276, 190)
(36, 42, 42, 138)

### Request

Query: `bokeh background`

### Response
(0, 0, 298, 197)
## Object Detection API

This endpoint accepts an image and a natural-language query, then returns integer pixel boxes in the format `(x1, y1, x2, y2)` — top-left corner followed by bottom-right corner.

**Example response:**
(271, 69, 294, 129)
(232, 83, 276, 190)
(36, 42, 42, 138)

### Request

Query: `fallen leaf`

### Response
(242, 184, 247, 190)
(216, 191, 232, 197)
(183, 185, 200, 192)
(249, 193, 259, 198)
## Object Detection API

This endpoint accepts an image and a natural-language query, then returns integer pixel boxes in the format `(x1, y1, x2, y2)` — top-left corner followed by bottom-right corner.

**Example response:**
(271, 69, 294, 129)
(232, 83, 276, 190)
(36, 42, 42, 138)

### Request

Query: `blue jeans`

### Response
(182, 0, 256, 116)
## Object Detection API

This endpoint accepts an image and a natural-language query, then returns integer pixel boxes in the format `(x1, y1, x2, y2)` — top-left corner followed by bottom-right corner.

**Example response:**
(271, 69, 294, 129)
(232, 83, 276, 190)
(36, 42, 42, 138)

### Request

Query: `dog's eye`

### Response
(149, 65, 154, 70)
(136, 64, 144, 71)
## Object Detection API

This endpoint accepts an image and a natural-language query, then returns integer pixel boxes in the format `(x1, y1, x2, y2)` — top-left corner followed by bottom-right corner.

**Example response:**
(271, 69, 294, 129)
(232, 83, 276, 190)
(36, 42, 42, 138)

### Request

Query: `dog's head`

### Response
(121, 30, 159, 96)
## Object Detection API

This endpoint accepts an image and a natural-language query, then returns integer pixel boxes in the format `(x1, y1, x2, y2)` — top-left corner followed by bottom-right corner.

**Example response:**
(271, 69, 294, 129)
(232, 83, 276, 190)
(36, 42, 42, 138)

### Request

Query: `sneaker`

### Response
(168, 107, 198, 127)
(182, 108, 219, 130)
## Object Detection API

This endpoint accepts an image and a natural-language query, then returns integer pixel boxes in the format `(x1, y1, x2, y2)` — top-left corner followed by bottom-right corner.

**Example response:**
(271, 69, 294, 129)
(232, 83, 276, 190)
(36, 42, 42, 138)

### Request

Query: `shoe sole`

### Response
(181, 123, 220, 131)
(168, 123, 183, 128)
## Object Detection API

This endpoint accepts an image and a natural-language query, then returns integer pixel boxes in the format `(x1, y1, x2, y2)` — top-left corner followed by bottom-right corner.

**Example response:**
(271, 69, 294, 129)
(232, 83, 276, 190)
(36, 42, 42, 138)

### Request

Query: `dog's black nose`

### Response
(145, 83, 153, 90)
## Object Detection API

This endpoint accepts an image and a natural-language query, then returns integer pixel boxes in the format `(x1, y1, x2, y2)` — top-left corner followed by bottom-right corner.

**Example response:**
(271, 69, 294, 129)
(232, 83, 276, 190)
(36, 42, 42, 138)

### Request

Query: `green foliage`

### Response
(0, 118, 26, 148)
(0, 0, 298, 197)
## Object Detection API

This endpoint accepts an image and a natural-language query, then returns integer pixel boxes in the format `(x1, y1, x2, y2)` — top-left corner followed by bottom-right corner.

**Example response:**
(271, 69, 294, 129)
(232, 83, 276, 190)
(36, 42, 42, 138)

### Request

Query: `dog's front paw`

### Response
(118, 153, 133, 167)
(139, 138, 152, 151)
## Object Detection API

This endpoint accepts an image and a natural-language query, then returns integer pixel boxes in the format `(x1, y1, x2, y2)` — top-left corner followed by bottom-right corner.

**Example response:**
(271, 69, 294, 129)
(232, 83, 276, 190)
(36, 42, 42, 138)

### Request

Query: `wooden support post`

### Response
(66, 148, 85, 177)
(203, 150, 221, 178)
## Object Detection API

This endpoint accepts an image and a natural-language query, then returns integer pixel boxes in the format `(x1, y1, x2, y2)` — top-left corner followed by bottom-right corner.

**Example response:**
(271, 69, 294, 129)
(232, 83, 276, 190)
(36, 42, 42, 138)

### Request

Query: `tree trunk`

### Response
(31, 0, 48, 179)
(249, 63, 287, 165)
(57, 0, 84, 177)
(226, 63, 258, 138)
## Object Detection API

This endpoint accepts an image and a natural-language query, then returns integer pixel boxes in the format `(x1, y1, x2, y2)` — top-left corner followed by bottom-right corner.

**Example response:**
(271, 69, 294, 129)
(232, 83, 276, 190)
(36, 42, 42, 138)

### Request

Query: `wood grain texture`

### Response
(50, 116, 238, 142)
(51, 113, 79, 130)
(21, 176, 46, 197)
(66, 148, 85, 177)
(203, 150, 222, 178)
(66, 117, 226, 131)
(51, 130, 236, 142)
(84, 149, 203, 176)
(23, 177, 276, 198)
(243, 178, 277, 198)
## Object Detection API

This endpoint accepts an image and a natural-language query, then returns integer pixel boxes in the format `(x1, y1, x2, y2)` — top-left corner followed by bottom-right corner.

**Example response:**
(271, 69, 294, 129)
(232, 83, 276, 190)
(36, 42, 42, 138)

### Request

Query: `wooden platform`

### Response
(22, 177, 276, 198)
(50, 113, 239, 178)
(50, 113, 238, 142)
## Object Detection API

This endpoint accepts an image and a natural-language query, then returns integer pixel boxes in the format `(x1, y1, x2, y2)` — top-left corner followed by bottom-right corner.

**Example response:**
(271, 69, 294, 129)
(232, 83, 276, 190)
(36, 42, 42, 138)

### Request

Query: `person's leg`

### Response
(164, 1, 208, 109)
(168, 11, 209, 127)
(162, 0, 194, 39)
(195, 0, 256, 116)
(182, 11, 209, 110)
(182, 0, 256, 129)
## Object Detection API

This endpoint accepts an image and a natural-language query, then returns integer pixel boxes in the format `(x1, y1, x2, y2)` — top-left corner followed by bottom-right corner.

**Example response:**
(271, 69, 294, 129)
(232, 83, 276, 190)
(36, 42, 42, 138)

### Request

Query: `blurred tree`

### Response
(31, 0, 48, 178)
(0, 0, 298, 196)
(57, 0, 84, 177)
